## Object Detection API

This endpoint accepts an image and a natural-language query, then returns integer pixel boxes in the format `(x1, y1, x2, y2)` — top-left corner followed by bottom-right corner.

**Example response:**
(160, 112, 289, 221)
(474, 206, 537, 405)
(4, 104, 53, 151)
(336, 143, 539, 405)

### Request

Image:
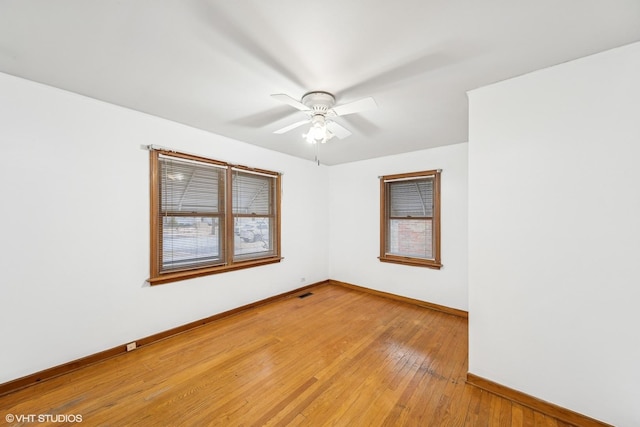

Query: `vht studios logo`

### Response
(5, 413, 83, 423)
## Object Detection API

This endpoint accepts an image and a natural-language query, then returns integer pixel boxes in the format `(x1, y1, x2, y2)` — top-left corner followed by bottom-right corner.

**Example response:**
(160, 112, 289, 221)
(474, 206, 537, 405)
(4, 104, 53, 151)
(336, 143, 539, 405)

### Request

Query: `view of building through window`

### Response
(389, 219, 433, 259)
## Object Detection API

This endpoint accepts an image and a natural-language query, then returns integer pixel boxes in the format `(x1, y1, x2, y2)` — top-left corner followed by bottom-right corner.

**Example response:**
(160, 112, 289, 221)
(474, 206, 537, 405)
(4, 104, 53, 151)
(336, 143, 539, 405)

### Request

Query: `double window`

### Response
(149, 149, 281, 285)
(380, 170, 441, 269)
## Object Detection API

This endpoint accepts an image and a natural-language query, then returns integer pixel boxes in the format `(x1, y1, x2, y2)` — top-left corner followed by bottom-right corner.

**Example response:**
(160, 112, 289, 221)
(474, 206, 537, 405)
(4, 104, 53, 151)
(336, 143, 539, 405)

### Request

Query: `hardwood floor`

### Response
(1, 284, 574, 426)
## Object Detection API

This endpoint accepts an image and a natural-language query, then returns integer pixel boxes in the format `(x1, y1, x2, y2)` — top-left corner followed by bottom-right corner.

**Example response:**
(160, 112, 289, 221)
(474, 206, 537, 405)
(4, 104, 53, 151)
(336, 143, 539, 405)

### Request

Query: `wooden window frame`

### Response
(379, 169, 442, 269)
(149, 149, 282, 285)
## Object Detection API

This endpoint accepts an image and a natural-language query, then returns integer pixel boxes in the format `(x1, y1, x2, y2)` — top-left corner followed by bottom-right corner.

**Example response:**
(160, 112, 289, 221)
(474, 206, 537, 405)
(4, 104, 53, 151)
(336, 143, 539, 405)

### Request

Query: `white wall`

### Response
(0, 73, 330, 384)
(328, 143, 468, 311)
(468, 41, 640, 426)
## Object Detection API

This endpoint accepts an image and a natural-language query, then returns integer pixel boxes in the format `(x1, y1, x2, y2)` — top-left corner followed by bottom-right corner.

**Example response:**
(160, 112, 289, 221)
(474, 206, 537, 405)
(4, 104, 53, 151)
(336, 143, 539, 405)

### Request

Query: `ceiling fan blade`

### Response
(271, 94, 310, 111)
(192, 3, 308, 88)
(339, 50, 455, 96)
(231, 106, 298, 128)
(273, 119, 310, 134)
(340, 115, 381, 137)
(326, 121, 352, 139)
(332, 97, 378, 116)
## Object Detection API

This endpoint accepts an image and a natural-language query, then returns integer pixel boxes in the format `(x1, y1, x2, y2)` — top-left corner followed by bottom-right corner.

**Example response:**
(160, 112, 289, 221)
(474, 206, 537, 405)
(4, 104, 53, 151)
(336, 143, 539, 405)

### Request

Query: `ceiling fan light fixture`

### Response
(304, 114, 329, 144)
(303, 125, 325, 144)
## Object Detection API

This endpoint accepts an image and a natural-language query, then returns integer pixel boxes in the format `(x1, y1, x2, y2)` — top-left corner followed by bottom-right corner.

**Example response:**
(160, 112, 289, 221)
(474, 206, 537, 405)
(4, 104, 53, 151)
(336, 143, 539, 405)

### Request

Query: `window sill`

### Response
(378, 256, 442, 270)
(148, 257, 283, 285)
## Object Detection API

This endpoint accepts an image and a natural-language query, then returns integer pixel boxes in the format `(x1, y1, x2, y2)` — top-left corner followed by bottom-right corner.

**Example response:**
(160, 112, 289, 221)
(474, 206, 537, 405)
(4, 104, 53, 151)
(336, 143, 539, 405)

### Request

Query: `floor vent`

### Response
(298, 292, 313, 299)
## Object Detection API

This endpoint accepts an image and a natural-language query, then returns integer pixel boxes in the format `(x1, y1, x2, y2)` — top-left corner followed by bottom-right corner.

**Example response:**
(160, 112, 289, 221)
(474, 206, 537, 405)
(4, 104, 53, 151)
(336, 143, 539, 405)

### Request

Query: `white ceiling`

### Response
(1, 1, 639, 165)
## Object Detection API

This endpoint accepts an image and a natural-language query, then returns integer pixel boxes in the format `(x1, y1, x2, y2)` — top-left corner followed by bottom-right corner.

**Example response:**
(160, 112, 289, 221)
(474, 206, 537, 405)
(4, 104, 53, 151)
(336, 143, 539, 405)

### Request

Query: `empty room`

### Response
(1, 1, 639, 426)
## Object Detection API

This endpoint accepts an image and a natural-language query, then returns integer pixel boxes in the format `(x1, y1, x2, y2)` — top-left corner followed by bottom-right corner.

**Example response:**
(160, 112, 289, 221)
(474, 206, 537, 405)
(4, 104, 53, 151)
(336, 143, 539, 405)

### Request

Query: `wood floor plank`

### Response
(512, 402, 525, 427)
(463, 385, 486, 426)
(0, 284, 576, 426)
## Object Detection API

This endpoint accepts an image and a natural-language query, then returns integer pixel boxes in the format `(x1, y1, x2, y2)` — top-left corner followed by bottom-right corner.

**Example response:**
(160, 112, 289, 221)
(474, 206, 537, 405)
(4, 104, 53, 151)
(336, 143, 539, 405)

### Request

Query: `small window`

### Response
(380, 170, 441, 269)
(149, 149, 281, 285)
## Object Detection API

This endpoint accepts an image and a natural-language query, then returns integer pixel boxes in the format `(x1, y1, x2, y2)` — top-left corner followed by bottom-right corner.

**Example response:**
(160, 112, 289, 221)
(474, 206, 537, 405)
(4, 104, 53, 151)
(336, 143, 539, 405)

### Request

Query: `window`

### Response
(149, 149, 281, 285)
(380, 169, 441, 269)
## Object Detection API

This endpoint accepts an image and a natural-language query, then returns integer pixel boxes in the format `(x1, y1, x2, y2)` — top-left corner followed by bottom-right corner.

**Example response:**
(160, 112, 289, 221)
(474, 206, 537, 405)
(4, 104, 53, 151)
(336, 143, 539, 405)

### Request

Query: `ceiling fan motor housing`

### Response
(302, 91, 336, 115)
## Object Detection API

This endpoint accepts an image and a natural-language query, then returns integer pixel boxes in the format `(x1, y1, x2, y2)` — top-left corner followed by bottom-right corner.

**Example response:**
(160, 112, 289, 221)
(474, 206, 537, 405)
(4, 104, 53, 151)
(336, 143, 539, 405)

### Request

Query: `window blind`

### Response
(158, 155, 226, 272)
(388, 178, 434, 218)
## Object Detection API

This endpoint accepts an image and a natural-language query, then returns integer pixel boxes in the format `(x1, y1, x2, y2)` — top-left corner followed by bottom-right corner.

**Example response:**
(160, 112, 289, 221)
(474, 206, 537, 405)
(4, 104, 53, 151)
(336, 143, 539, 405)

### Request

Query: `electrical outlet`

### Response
(126, 342, 137, 352)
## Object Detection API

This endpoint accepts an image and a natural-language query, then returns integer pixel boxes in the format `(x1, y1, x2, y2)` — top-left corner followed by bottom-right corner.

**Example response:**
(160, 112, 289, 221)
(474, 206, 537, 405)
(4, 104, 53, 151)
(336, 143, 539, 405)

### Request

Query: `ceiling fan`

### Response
(271, 91, 377, 144)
